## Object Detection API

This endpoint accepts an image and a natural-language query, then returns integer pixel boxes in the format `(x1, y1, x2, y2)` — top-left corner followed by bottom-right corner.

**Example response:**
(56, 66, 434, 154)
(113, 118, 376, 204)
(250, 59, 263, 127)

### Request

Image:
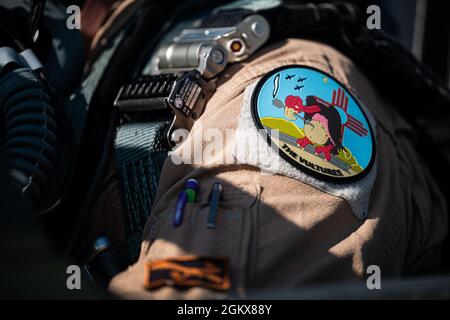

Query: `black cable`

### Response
(29, 0, 47, 42)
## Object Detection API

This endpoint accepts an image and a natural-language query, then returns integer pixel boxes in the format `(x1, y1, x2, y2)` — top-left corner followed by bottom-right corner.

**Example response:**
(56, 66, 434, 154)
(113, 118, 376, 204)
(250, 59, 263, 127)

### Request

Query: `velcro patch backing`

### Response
(144, 256, 230, 291)
(234, 66, 378, 220)
(251, 65, 375, 182)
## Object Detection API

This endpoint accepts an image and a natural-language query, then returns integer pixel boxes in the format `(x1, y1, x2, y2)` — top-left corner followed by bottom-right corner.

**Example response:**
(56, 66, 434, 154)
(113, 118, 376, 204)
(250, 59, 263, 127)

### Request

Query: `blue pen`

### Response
(207, 182, 223, 229)
(173, 191, 187, 227)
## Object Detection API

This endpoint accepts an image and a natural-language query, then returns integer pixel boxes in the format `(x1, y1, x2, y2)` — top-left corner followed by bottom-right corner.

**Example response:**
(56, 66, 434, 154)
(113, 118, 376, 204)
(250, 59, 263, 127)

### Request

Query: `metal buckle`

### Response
(114, 73, 180, 113)
(174, 14, 270, 63)
(165, 70, 216, 147)
(154, 14, 270, 78)
(114, 70, 216, 146)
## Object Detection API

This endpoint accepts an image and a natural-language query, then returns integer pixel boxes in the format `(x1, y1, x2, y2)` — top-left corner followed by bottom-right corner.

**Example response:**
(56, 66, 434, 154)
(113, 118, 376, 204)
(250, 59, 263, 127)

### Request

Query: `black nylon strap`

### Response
(198, 9, 253, 27)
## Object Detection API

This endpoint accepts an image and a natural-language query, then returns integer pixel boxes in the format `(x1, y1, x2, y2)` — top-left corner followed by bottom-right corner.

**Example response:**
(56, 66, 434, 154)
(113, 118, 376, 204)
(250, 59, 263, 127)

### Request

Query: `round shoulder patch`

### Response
(251, 65, 375, 183)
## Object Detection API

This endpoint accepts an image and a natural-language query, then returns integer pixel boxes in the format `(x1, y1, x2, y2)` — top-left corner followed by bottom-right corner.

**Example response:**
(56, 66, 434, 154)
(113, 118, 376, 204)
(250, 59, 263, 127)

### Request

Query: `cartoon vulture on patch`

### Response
(280, 95, 344, 161)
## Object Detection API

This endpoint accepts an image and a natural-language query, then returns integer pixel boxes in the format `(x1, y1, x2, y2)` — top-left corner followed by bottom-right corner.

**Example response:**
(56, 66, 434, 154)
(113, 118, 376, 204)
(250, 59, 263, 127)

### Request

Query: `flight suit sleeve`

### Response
(107, 39, 448, 299)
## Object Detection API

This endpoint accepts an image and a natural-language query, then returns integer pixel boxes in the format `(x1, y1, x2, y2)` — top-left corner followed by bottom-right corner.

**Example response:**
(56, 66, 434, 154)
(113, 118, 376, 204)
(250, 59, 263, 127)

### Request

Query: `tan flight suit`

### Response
(89, 39, 448, 299)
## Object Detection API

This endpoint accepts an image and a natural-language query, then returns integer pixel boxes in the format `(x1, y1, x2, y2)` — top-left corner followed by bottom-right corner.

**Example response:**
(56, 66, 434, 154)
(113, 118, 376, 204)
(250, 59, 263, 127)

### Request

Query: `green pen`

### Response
(184, 178, 199, 203)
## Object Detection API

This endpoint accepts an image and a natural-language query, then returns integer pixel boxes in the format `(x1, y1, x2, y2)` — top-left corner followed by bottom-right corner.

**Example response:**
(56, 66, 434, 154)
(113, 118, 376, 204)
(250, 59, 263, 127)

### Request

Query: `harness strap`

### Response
(115, 121, 169, 262)
(83, 120, 170, 287)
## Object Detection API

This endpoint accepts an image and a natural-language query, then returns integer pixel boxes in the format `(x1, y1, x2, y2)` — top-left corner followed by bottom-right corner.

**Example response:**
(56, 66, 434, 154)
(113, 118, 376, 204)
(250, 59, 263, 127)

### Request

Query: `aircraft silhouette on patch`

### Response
(297, 77, 307, 83)
(285, 74, 295, 80)
(294, 85, 304, 91)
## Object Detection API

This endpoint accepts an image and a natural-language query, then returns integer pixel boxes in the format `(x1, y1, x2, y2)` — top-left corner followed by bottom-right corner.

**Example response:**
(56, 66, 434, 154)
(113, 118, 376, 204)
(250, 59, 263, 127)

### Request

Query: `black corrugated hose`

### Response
(0, 66, 58, 205)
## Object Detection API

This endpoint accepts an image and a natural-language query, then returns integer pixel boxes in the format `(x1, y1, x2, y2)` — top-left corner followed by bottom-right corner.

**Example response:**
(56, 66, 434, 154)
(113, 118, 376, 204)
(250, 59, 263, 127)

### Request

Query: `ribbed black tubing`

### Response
(0, 67, 57, 204)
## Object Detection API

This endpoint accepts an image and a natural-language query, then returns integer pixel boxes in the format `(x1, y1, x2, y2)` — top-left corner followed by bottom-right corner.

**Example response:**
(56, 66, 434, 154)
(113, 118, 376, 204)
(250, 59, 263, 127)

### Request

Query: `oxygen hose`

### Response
(0, 66, 58, 205)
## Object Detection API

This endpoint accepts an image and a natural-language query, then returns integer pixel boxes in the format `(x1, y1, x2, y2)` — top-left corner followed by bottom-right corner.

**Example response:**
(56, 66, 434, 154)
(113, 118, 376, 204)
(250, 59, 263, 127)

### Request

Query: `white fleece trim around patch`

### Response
(233, 81, 378, 220)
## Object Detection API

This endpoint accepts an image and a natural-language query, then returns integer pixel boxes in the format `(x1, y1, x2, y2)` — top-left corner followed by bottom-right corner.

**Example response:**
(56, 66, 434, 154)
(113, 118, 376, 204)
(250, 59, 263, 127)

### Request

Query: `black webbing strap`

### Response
(115, 120, 170, 263)
(199, 9, 253, 27)
(84, 120, 170, 288)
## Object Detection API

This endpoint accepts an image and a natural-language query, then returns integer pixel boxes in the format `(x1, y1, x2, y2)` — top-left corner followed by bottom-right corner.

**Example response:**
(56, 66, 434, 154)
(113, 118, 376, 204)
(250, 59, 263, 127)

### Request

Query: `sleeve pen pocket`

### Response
(143, 182, 261, 297)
